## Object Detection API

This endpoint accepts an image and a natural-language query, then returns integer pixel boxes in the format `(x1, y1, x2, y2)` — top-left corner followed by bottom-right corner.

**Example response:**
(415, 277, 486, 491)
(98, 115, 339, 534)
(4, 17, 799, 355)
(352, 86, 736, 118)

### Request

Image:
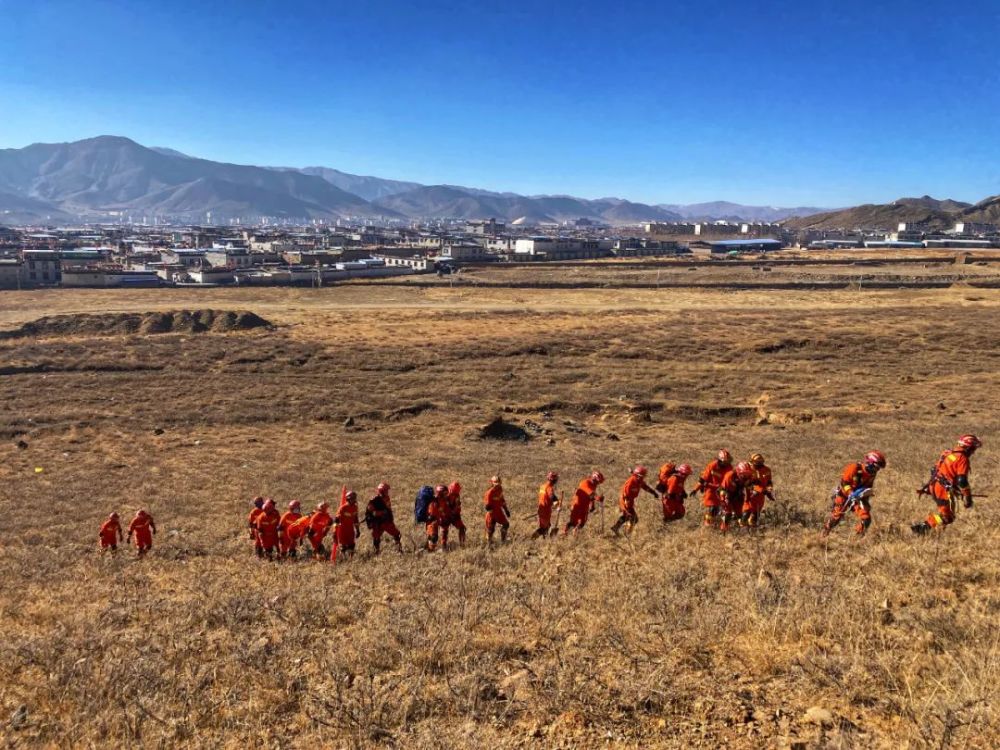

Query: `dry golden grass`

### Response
(1, 267, 999, 748)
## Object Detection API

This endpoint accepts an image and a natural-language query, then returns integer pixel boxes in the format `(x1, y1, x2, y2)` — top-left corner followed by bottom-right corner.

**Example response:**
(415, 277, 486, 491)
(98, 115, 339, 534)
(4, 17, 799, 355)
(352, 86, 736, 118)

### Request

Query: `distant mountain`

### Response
(0, 136, 391, 222)
(0, 189, 71, 224)
(783, 195, 969, 231)
(954, 195, 1000, 224)
(372, 186, 683, 224)
(149, 146, 193, 159)
(296, 167, 422, 201)
(659, 201, 830, 222)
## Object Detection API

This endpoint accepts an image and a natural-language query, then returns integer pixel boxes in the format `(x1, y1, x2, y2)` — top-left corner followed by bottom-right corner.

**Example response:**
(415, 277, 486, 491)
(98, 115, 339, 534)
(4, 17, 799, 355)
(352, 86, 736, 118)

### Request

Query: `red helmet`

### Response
(434, 484, 448, 496)
(490, 475, 501, 485)
(289, 499, 301, 511)
(252, 497, 264, 508)
(263, 498, 275, 510)
(864, 450, 886, 469)
(734, 461, 753, 480)
(675, 464, 693, 478)
(136, 508, 148, 516)
(345, 491, 357, 502)
(376, 482, 390, 495)
(749, 453, 765, 467)
(448, 481, 462, 495)
(633, 465, 648, 477)
(109, 511, 119, 520)
(546, 471, 559, 483)
(590, 471, 605, 484)
(717, 450, 732, 464)
(317, 502, 329, 512)
(957, 434, 982, 452)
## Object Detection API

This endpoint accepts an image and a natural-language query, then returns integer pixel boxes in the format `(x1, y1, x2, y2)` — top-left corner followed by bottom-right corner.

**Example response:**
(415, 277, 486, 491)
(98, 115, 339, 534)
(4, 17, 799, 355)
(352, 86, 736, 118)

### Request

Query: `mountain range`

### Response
(0, 135, 832, 226)
(783, 195, 1000, 231)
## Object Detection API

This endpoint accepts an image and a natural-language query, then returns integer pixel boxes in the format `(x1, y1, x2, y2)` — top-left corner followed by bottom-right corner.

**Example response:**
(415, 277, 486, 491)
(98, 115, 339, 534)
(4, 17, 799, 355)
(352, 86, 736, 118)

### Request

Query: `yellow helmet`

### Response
(749, 453, 765, 467)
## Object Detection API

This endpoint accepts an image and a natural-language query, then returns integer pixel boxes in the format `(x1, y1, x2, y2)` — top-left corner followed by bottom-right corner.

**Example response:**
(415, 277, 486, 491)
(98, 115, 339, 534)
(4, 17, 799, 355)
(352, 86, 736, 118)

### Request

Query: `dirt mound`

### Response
(474, 416, 532, 441)
(0, 310, 272, 339)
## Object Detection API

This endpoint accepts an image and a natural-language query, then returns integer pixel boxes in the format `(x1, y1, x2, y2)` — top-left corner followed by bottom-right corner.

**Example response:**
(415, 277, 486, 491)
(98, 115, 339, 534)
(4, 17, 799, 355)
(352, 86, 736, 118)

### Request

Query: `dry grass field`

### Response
(1, 261, 999, 748)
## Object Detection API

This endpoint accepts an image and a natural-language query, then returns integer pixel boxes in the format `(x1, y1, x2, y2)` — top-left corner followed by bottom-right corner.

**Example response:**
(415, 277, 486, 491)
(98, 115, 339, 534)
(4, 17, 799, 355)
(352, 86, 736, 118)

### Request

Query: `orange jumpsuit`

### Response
(565, 477, 602, 533)
(617, 474, 655, 524)
(697, 459, 730, 525)
(99, 517, 122, 550)
(278, 510, 303, 557)
(426, 491, 449, 550)
(127, 512, 156, 553)
(718, 470, 750, 531)
(656, 462, 676, 493)
(286, 513, 312, 551)
(534, 480, 559, 537)
(484, 485, 509, 536)
(661, 474, 688, 522)
(255, 507, 281, 555)
(825, 462, 876, 535)
(440, 488, 466, 547)
(365, 494, 400, 552)
(743, 464, 773, 527)
(248, 507, 264, 553)
(334, 502, 360, 552)
(307, 508, 334, 555)
(925, 449, 971, 528)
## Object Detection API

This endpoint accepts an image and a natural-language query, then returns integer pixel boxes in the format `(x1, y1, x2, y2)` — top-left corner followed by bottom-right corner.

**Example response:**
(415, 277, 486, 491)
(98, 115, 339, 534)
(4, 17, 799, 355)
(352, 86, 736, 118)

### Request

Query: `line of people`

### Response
(96, 434, 982, 558)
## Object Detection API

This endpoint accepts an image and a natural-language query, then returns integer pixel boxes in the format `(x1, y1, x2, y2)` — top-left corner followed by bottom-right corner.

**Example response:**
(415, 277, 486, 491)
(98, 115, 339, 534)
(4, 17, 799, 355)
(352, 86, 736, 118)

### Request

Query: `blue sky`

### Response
(1, 0, 998, 206)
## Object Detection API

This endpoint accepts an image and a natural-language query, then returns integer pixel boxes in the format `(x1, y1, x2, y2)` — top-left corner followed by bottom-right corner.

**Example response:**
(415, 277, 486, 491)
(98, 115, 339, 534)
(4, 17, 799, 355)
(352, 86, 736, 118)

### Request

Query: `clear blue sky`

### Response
(2, 0, 998, 206)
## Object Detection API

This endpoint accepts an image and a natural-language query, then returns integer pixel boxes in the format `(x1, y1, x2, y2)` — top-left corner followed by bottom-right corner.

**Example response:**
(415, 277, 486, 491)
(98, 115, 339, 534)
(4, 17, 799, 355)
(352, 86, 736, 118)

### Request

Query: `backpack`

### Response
(414, 485, 435, 523)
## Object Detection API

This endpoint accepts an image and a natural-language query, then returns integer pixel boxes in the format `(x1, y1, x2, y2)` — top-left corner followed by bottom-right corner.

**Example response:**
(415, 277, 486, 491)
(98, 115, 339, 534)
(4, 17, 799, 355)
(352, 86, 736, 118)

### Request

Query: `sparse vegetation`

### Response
(1, 269, 998, 747)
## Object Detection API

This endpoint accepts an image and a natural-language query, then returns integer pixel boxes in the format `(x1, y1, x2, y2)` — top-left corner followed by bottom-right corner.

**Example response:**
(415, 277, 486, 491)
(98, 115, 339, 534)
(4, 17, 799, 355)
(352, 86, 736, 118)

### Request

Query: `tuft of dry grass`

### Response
(1, 271, 999, 748)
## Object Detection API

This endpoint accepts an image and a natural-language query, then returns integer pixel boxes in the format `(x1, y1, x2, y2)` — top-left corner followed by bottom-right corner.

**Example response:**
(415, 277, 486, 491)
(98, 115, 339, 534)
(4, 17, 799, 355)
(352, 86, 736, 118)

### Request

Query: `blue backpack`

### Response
(414, 485, 435, 523)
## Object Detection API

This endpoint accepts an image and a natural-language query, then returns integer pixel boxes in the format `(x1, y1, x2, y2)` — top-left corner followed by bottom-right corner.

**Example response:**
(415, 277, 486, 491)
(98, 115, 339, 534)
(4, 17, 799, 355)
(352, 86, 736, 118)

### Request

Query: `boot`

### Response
(911, 522, 931, 535)
(500, 526, 509, 543)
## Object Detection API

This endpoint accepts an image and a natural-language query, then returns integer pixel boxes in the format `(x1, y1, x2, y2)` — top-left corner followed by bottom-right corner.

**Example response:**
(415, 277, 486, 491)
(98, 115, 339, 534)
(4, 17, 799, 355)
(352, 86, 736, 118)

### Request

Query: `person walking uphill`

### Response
(742, 453, 774, 528)
(255, 498, 281, 559)
(532, 471, 561, 539)
(912, 434, 982, 535)
(661, 464, 693, 522)
(278, 500, 303, 558)
(305, 501, 333, 559)
(719, 462, 754, 532)
(564, 471, 605, 535)
(611, 465, 659, 536)
(127, 509, 156, 556)
(365, 482, 402, 554)
(691, 450, 732, 529)
(425, 484, 450, 551)
(98, 512, 123, 552)
(247, 497, 265, 557)
(484, 476, 510, 545)
(442, 481, 467, 549)
(823, 450, 886, 537)
(332, 490, 361, 561)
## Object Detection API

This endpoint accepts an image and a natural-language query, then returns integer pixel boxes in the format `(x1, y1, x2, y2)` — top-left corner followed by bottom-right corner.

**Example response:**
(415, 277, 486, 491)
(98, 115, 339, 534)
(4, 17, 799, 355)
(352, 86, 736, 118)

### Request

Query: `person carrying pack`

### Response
(911, 434, 982, 534)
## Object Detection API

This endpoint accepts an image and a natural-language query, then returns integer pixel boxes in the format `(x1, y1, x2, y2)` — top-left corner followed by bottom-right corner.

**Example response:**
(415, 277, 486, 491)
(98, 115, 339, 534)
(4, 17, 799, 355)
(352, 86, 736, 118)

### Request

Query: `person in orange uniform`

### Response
(655, 462, 676, 494)
(718, 462, 754, 532)
(425, 484, 450, 551)
(691, 450, 733, 528)
(306, 501, 334, 558)
(483, 475, 510, 544)
(285, 511, 313, 557)
(127, 508, 156, 556)
(563, 471, 605, 535)
(365, 482, 402, 554)
(98, 512, 123, 552)
(278, 500, 303, 559)
(611, 465, 659, 536)
(912, 434, 982, 534)
(332, 491, 361, 561)
(823, 450, 886, 537)
(532, 471, 561, 539)
(742, 453, 774, 528)
(247, 497, 265, 557)
(255, 498, 281, 559)
(661, 464, 693, 522)
(441, 481, 467, 549)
